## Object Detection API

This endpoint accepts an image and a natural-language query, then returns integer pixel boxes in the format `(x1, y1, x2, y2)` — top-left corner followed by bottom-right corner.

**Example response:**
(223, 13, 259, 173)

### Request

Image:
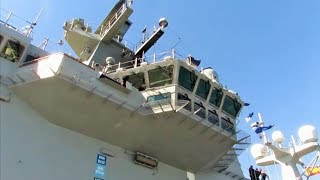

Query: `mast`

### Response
(26, 8, 43, 37)
(251, 121, 320, 180)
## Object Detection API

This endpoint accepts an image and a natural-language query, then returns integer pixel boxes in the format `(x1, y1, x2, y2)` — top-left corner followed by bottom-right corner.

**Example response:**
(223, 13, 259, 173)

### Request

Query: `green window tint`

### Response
(148, 65, 173, 88)
(196, 79, 211, 100)
(209, 88, 223, 107)
(222, 95, 242, 118)
(0, 40, 25, 62)
(126, 72, 146, 91)
(178, 66, 198, 92)
(147, 93, 171, 102)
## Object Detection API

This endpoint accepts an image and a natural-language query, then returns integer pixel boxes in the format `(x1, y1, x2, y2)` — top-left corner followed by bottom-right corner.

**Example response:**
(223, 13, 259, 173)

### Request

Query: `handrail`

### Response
(0, 8, 67, 52)
(100, 2, 127, 37)
(105, 49, 185, 73)
(0, 9, 35, 37)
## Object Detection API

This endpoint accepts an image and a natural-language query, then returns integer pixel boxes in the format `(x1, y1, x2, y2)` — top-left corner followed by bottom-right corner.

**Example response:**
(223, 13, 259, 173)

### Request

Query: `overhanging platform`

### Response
(2, 54, 242, 172)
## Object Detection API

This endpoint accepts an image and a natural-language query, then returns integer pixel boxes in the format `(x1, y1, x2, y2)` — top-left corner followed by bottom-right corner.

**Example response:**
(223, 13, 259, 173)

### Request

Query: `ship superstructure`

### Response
(0, 1, 250, 179)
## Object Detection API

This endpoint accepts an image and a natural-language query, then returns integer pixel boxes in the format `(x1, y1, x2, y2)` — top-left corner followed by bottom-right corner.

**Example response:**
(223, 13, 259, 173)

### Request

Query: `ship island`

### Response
(0, 0, 251, 179)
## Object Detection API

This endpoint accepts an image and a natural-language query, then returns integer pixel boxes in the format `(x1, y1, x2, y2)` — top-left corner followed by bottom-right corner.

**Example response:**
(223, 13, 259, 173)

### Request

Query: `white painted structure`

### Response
(251, 115, 320, 180)
(0, 1, 250, 179)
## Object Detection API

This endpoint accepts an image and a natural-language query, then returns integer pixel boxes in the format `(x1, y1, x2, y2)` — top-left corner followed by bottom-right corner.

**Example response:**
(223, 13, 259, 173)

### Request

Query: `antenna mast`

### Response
(251, 122, 320, 180)
(26, 8, 43, 37)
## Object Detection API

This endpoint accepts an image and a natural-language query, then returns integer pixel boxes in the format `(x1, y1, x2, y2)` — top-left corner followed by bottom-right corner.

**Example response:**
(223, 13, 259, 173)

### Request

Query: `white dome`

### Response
(272, 131, 285, 143)
(159, 18, 168, 28)
(201, 67, 220, 84)
(298, 125, 318, 143)
(105, 57, 115, 65)
(251, 144, 266, 160)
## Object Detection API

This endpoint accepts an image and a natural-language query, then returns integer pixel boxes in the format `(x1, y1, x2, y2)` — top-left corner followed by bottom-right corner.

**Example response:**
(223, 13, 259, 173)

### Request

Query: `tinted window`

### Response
(194, 102, 206, 119)
(208, 110, 219, 125)
(0, 40, 25, 62)
(25, 55, 37, 63)
(196, 79, 211, 100)
(209, 88, 223, 108)
(222, 95, 242, 118)
(147, 93, 171, 102)
(178, 93, 191, 111)
(148, 65, 173, 88)
(178, 66, 198, 92)
(125, 72, 145, 91)
(221, 117, 234, 134)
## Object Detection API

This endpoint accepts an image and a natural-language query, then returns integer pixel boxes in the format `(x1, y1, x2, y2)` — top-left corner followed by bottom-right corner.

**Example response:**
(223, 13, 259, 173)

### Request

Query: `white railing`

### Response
(0, 8, 32, 36)
(99, 1, 128, 37)
(0, 8, 68, 53)
(105, 49, 185, 74)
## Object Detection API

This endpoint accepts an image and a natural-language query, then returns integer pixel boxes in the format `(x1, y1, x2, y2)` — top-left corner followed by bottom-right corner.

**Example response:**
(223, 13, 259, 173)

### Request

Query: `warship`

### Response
(0, 0, 251, 179)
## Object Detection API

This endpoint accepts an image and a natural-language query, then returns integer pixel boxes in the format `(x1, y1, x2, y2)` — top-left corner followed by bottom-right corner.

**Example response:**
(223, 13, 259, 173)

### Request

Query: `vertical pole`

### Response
(134, 57, 137, 68)
(258, 113, 267, 143)
(5, 11, 13, 25)
(142, 51, 145, 62)
(142, 27, 146, 43)
(27, 8, 43, 37)
(172, 49, 175, 60)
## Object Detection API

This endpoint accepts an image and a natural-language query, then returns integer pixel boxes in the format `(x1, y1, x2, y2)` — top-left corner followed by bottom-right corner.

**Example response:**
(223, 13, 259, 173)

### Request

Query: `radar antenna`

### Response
(251, 113, 320, 180)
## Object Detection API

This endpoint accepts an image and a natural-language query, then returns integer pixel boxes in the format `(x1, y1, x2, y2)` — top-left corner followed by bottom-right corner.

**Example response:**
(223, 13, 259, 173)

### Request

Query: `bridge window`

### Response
(208, 110, 219, 125)
(125, 72, 146, 91)
(148, 65, 173, 88)
(221, 117, 234, 134)
(209, 88, 223, 108)
(24, 55, 37, 63)
(147, 93, 171, 102)
(0, 35, 3, 44)
(194, 102, 206, 119)
(222, 95, 241, 118)
(196, 79, 211, 100)
(178, 93, 191, 111)
(178, 66, 198, 92)
(0, 40, 24, 62)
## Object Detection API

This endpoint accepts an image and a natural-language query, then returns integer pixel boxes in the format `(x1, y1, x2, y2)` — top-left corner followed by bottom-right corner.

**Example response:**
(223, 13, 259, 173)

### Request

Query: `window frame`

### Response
(221, 95, 242, 118)
(125, 72, 146, 91)
(195, 79, 211, 100)
(0, 40, 25, 62)
(221, 117, 235, 134)
(177, 93, 191, 111)
(208, 110, 219, 125)
(194, 102, 206, 119)
(148, 65, 174, 88)
(147, 92, 171, 102)
(209, 87, 223, 108)
(178, 66, 198, 92)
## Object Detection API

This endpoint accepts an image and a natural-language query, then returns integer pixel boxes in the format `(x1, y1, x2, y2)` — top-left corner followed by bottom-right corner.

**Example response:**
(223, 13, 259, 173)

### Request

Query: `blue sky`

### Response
(2, 0, 320, 179)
